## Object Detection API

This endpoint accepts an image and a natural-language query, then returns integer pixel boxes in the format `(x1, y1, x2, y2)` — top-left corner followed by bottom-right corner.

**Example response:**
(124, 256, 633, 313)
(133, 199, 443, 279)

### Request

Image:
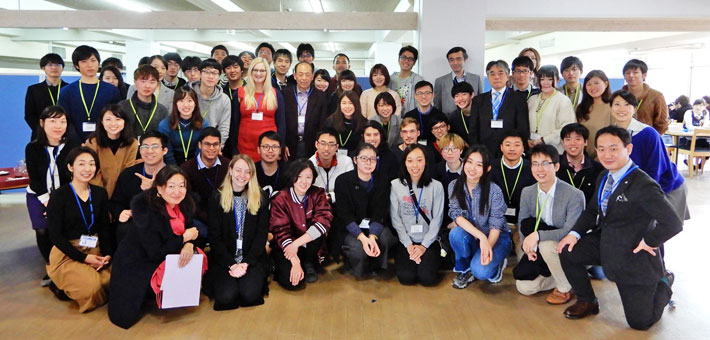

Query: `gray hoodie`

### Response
(126, 82, 174, 112)
(190, 81, 231, 146)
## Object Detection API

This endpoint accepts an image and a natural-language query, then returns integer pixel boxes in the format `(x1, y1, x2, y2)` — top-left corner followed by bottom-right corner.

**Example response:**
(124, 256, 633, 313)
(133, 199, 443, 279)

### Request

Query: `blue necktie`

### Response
(601, 176, 614, 215)
(492, 91, 501, 110)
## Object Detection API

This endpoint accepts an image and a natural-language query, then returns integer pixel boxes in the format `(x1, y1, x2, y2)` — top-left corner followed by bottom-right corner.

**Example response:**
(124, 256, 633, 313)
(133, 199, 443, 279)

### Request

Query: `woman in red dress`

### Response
(230, 57, 286, 161)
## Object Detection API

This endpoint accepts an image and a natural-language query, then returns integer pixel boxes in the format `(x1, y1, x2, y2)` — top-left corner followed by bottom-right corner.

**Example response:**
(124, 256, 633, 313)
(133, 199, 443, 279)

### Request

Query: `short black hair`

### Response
(675, 95, 690, 106)
(374, 91, 396, 114)
(35, 106, 69, 146)
(623, 59, 648, 75)
(316, 128, 339, 141)
(274, 49, 292, 63)
(258, 130, 282, 147)
(399, 45, 418, 61)
(199, 58, 223, 73)
(294, 61, 314, 74)
(609, 89, 639, 108)
(428, 114, 449, 132)
(211, 44, 229, 56)
(65, 146, 100, 180)
(446, 46, 467, 60)
(255, 42, 275, 56)
(560, 123, 590, 141)
(101, 57, 123, 70)
(537, 65, 560, 84)
(238, 51, 256, 59)
(163, 52, 182, 65)
(560, 56, 583, 73)
(398, 144, 433, 188)
(595, 125, 632, 147)
(297, 43, 315, 58)
(333, 53, 350, 64)
(500, 129, 525, 145)
(148, 55, 168, 69)
(529, 144, 560, 164)
(40, 53, 65, 68)
(140, 130, 168, 148)
(369, 64, 390, 87)
(71, 45, 100, 69)
(198, 126, 221, 143)
(285, 158, 318, 186)
(414, 80, 433, 92)
(181, 56, 202, 73)
(138, 56, 150, 67)
(221, 55, 244, 71)
(511, 56, 534, 71)
(451, 81, 474, 97)
(314, 69, 331, 82)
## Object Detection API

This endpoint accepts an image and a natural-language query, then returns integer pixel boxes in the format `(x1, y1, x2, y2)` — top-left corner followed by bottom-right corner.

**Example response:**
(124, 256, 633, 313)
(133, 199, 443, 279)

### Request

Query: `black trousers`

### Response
(560, 231, 672, 330)
(394, 241, 441, 286)
(342, 228, 396, 278)
(272, 237, 322, 290)
(212, 262, 267, 311)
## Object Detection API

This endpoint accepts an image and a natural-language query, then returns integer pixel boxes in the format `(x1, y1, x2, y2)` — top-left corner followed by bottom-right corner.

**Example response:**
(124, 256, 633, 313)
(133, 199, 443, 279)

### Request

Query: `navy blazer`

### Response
(470, 89, 530, 158)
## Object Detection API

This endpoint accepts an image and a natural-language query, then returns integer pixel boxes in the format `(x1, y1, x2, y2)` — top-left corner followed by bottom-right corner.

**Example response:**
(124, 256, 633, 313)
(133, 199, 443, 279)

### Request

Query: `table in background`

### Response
(0, 167, 29, 191)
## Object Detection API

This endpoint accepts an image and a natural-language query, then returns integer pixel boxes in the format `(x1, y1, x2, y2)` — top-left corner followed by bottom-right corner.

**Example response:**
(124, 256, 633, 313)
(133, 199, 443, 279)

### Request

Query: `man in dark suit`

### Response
(557, 126, 682, 330)
(283, 62, 329, 160)
(470, 60, 530, 159)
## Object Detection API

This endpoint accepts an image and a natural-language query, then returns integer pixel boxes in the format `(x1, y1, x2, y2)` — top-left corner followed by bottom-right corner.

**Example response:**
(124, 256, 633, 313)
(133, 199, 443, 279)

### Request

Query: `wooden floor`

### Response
(1, 170, 709, 339)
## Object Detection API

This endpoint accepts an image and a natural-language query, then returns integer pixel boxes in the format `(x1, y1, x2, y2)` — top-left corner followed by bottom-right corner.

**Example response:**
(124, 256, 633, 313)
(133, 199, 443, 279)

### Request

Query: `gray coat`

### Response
(433, 71, 483, 114)
(518, 179, 585, 242)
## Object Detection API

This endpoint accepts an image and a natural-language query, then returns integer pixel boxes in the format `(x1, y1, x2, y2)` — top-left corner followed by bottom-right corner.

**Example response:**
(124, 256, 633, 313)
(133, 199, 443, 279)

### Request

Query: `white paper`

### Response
(160, 254, 203, 309)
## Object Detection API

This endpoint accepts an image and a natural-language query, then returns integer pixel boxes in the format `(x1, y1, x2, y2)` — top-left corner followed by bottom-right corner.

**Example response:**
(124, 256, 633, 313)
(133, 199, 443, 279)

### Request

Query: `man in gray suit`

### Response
(433, 47, 483, 114)
(515, 144, 585, 305)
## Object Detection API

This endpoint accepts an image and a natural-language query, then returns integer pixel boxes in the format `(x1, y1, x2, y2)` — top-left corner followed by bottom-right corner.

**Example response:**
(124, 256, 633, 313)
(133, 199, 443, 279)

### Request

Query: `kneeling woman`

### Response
(390, 144, 445, 286)
(208, 155, 270, 310)
(46, 146, 112, 312)
(269, 159, 333, 290)
(109, 165, 206, 329)
(335, 143, 396, 279)
(448, 146, 510, 288)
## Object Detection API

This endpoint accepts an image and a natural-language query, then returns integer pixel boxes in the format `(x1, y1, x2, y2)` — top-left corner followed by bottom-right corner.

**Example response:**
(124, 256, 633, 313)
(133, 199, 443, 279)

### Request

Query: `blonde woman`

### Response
(230, 57, 286, 162)
(207, 154, 270, 310)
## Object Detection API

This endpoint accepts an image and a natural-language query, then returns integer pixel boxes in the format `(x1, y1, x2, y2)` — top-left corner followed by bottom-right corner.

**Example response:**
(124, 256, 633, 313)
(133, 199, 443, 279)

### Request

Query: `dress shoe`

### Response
(303, 262, 318, 283)
(564, 300, 599, 319)
(546, 288, 572, 305)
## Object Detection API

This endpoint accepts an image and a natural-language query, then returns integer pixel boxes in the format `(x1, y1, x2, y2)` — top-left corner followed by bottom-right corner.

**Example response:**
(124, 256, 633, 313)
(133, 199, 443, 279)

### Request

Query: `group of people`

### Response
(22, 42, 689, 331)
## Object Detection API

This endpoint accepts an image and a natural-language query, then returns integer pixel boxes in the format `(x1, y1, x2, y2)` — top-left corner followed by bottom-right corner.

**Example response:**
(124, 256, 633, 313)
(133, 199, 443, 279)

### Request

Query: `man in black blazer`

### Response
(470, 60, 530, 159)
(25, 53, 69, 140)
(557, 126, 682, 330)
(283, 62, 329, 160)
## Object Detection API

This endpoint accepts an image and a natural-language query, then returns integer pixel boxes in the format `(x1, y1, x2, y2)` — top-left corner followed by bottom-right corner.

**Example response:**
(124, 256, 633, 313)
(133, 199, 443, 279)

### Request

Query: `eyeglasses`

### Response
(317, 141, 338, 148)
(432, 124, 448, 131)
(45, 63, 63, 68)
(300, 53, 313, 58)
(356, 156, 378, 163)
(399, 56, 416, 62)
(260, 144, 282, 151)
(531, 161, 555, 168)
(512, 69, 530, 75)
(252, 69, 268, 74)
(201, 70, 220, 77)
(415, 90, 433, 96)
(139, 144, 163, 151)
(200, 142, 220, 149)
(442, 147, 461, 153)
(595, 146, 621, 154)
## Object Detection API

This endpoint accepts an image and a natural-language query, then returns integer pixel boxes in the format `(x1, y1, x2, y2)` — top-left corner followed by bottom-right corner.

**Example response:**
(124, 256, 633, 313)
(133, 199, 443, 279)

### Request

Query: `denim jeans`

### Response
(449, 226, 511, 280)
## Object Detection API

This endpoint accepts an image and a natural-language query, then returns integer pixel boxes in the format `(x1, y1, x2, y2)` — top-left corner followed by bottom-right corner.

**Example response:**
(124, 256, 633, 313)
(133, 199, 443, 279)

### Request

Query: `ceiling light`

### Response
(309, 0, 324, 13)
(280, 42, 297, 53)
(211, 0, 243, 12)
(328, 42, 336, 52)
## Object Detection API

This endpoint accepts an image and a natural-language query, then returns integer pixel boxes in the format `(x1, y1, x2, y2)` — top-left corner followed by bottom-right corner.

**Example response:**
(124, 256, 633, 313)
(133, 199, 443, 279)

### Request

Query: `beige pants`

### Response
(46, 239, 111, 313)
(515, 240, 571, 295)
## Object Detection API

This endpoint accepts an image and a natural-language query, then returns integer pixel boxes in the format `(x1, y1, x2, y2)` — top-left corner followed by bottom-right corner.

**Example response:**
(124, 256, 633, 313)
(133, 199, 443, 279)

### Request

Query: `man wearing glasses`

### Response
(403, 80, 446, 145)
(190, 58, 231, 147)
(255, 131, 287, 198)
(510, 56, 540, 101)
(308, 128, 354, 204)
(390, 45, 424, 113)
(24, 53, 69, 140)
(433, 46, 483, 114)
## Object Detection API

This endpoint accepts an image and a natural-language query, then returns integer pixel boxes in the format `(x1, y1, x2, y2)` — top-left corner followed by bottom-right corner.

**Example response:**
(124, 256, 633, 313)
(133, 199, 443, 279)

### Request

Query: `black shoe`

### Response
(303, 262, 318, 283)
(40, 274, 52, 287)
(48, 281, 71, 301)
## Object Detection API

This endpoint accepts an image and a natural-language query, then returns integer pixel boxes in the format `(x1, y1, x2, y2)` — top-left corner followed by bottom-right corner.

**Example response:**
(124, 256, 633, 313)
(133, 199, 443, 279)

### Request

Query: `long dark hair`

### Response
(145, 165, 196, 220)
(169, 85, 204, 130)
(330, 90, 366, 133)
(35, 105, 69, 146)
(576, 70, 611, 122)
(398, 144, 432, 188)
(336, 69, 357, 98)
(92, 104, 134, 148)
(362, 120, 389, 151)
(453, 145, 492, 215)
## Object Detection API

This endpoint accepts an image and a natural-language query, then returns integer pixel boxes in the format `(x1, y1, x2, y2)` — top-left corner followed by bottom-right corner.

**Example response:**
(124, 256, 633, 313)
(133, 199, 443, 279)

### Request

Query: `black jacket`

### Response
(25, 139, 79, 198)
(470, 89, 530, 158)
(24, 80, 70, 139)
(556, 152, 604, 204)
(282, 85, 329, 157)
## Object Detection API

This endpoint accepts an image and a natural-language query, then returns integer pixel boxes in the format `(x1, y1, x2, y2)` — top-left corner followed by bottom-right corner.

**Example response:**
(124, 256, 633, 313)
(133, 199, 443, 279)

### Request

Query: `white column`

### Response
(371, 41, 402, 78)
(124, 40, 161, 83)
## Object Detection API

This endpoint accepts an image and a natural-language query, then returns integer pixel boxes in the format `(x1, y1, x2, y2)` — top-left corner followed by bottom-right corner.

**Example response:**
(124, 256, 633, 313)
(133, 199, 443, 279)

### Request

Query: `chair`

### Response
(677, 128, 710, 178)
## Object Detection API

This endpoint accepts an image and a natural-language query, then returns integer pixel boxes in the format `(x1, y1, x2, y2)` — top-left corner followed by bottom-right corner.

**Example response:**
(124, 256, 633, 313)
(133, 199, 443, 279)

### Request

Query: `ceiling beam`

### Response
(486, 17, 710, 32)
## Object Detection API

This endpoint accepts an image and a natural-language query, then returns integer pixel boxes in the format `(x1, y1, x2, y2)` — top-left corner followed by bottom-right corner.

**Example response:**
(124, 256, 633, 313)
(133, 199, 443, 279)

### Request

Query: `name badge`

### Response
(82, 122, 96, 132)
(79, 235, 98, 248)
(490, 120, 503, 129)
(236, 239, 243, 249)
(337, 149, 348, 156)
(251, 112, 264, 121)
(411, 224, 423, 233)
(530, 132, 542, 141)
(417, 140, 428, 146)
(359, 218, 370, 229)
(297, 114, 306, 125)
(505, 207, 516, 217)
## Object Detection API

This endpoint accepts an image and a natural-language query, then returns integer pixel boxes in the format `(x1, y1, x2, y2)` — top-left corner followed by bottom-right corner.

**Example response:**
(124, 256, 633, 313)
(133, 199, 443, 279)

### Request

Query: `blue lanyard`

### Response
(46, 146, 60, 191)
(491, 88, 508, 120)
(295, 87, 312, 115)
(412, 186, 424, 223)
(255, 92, 264, 112)
(69, 183, 94, 232)
(233, 198, 246, 234)
(597, 165, 638, 211)
(202, 164, 220, 189)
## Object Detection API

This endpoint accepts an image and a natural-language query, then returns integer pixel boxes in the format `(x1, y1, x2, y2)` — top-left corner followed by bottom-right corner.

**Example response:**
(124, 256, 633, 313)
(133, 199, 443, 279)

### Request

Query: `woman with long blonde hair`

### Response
(207, 154, 270, 310)
(229, 57, 286, 162)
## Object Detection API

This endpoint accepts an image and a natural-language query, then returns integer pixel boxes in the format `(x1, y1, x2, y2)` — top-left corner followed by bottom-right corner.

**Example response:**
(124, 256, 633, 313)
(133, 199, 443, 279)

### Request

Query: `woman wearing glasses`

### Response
(333, 143, 396, 278)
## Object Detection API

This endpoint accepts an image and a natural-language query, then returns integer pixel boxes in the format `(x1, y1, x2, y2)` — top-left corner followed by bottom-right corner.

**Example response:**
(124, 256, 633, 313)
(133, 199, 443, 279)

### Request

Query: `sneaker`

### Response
(488, 258, 508, 283)
(452, 271, 474, 289)
(303, 262, 318, 283)
(40, 274, 52, 287)
(663, 270, 675, 288)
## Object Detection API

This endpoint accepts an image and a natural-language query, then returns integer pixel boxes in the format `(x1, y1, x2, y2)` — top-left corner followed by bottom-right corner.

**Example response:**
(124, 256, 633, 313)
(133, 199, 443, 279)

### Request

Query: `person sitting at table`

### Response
(25, 105, 80, 287)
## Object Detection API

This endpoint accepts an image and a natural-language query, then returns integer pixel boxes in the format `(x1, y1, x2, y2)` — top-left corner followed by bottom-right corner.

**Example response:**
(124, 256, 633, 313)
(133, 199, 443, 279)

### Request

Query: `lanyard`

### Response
(227, 87, 234, 101)
(534, 193, 549, 232)
(491, 88, 507, 120)
(597, 165, 638, 211)
(526, 87, 532, 100)
(564, 83, 580, 108)
(233, 198, 246, 235)
(339, 130, 352, 148)
(535, 91, 555, 133)
(500, 158, 522, 203)
(201, 164, 220, 189)
(47, 81, 62, 105)
(202, 101, 213, 118)
(128, 97, 159, 133)
(295, 87, 313, 116)
(411, 185, 424, 223)
(46, 146, 60, 192)
(460, 109, 470, 135)
(566, 169, 585, 189)
(453, 75, 466, 85)
(79, 80, 100, 120)
(636, 99, 644, 112)
(69, 183, 94, 232)
(178, 123, 195, 160)
(255, 92, 265, 112)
